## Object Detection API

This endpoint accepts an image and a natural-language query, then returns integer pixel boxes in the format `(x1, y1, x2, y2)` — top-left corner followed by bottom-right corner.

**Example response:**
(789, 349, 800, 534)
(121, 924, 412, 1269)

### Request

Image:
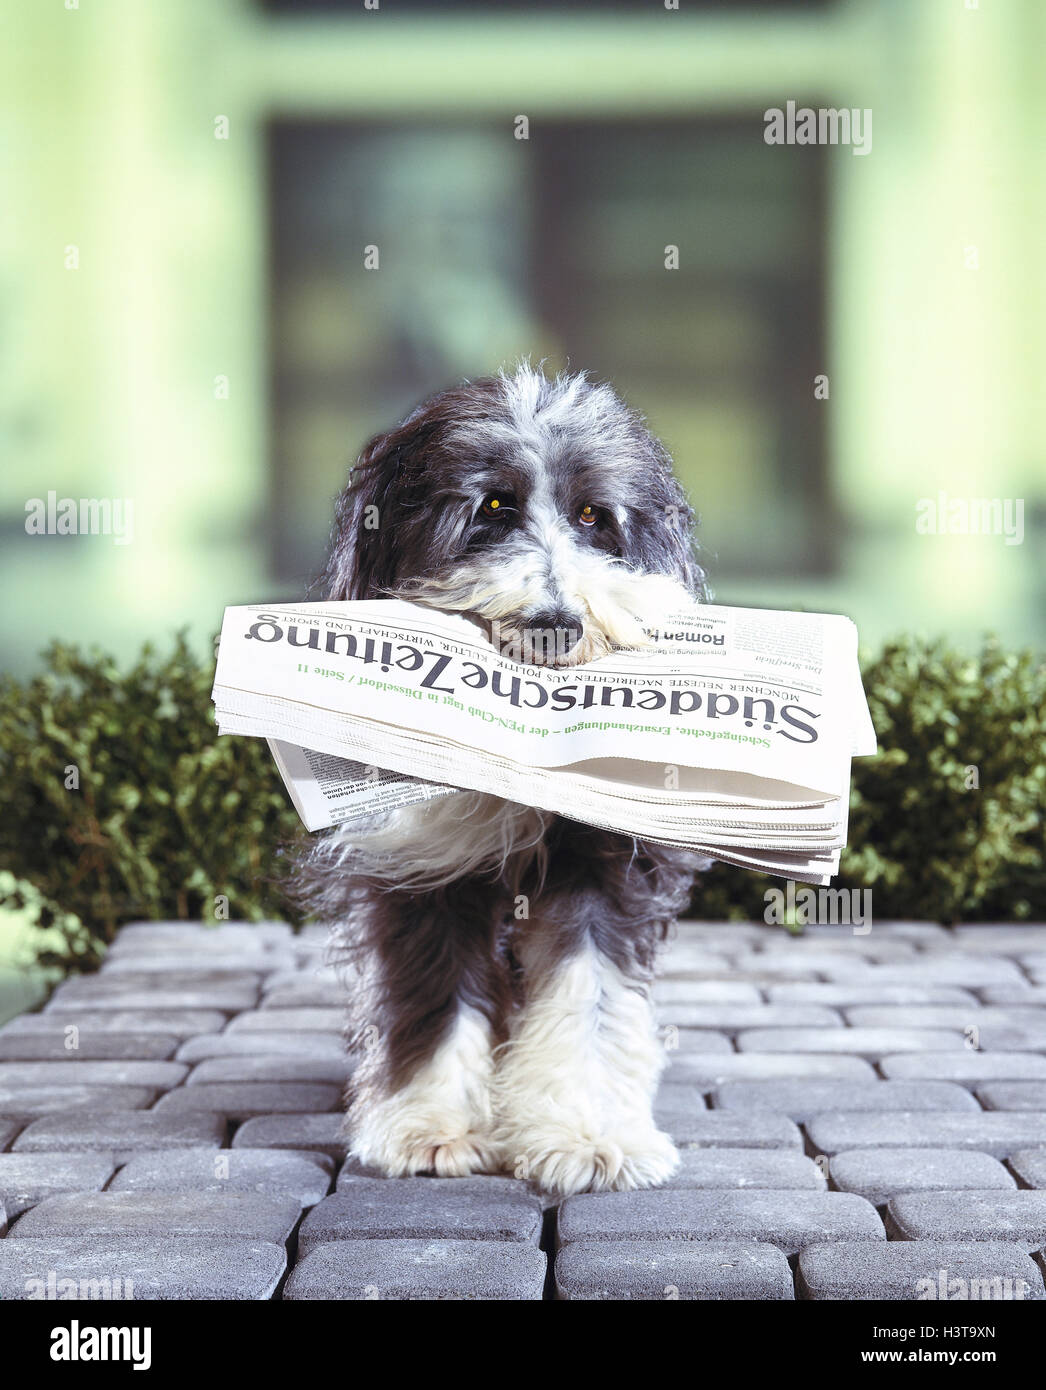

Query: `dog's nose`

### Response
(528, 611, 583, 656)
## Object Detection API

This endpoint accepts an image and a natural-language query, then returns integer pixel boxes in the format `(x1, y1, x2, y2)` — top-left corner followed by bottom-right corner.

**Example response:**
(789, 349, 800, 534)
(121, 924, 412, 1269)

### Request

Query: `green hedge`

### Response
(0, 637, 304, 973)
(0, 633, 1043, 973)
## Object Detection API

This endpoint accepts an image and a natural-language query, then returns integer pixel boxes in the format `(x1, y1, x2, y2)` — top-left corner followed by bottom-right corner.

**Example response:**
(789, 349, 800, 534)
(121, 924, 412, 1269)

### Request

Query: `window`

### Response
(269, 117, 829, 589)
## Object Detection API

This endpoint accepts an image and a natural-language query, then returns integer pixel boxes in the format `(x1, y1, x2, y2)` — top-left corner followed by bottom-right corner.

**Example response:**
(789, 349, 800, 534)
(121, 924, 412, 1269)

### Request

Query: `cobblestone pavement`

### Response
(1, 919, 1045, 1300)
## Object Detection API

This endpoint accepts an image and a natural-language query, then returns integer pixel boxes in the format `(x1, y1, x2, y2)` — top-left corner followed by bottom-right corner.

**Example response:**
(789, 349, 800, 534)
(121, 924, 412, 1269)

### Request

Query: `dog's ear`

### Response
(660, 476, 707, 599)
(324, 412, 439, 600)
(635, 453, 708, 601)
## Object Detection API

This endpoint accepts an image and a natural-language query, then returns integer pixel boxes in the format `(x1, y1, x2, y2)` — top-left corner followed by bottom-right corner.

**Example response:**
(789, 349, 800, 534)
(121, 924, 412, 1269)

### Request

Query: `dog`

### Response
(295, 364, 708, 1195)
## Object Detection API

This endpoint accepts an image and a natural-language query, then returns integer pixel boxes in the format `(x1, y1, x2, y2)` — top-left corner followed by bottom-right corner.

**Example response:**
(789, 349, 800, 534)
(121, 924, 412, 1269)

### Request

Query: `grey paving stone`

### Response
(297, 920, 334, 940)
(0, 1200, 6, 1235)
(557, 1190, 883, 1255)
(0, 1009, 227, 1038)
(666, 1054, 876, 1087)
(0, 1119, 24, 1150)
(977, 1082, 1046, 1111)
(101, 951, 295, 976)
(980, 987, 1046, 1006)
(954, 926, 1046, 949)
(12, 1190, 302, 1244)
(175, 1032, 347, 1064)
(660, 1111, 803, 1150)
(285, 1238, 546, 1301)
(0, 1154, 117, 1217)
(0, 1085, 157, 1118)
(766, 941, 922, 965)
(46, 972, 259, 1013)
(880, 1052, 1046, 1086)
(657, 980, 782, 1008)
(659, 1029, 733, 1054)
(186, 1055, 352, 1086)
(226, 1008, 344, 1034)
(58, 967, 265, 990)
(0, 1061, 186, 1091)
(976, 1025, 1046, 1052)
(153, 1082, 341, 1120)
(798, 1240, 1044, 1301)
(886, 1191, 1046, 1247)
(555, 1239, 794, 1300)
(749, 929, 915, 952)
(844, 1005, 1045, 1029)
(655, 982, 762, 1007)
(768, 984, 978, 1006)
(713, 1080, 978, 1124)
(260, 980, 344, 1009)
(0, 1236, 287, 1300)
(652, 1082, 709, 1116)
(263, 966, 340, 992)
(859, 959, 1025, 986)
(0, 1032, 180, 1061)
(333, 1158, 540, 1204)
(670, 924, 765, 946)
(655, 1147, 825, 1190)
(1008, 1151, 1046, 1189)
(335, 1155, 407, 1185)
(232, 1113, 347, 1159)
(654, 1004, 843, 1033)
(793, 922, 947, 943)
(854, 922, 952, 941)
(292, 947, 328, 969)
(735, 1027, 966, 1057)
(110, 1149, 333, 1207)
(661, 954, 741, 978)
(299, 1180, 543, 1252)
(674, 971, 825, 988)
(104, 932, 281, 958)
(829, 1148, 1016, 1208)
(731, 951, 873, 978)
(112, 921, 292, 949)
(660, 945, 739, 968)
(807, 1111, 1046, 1159)
(13, 1111, 227, 1162)
(652, 956, 783, 989)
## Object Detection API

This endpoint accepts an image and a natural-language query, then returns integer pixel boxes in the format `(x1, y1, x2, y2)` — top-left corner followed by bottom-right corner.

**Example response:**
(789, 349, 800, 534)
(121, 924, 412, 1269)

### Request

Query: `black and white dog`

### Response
(297, 364, 707, 1195)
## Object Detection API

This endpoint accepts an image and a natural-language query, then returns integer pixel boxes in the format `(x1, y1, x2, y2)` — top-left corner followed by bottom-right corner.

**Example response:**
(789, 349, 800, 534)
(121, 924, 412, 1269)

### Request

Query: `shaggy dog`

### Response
(296, 364, 708, 1195)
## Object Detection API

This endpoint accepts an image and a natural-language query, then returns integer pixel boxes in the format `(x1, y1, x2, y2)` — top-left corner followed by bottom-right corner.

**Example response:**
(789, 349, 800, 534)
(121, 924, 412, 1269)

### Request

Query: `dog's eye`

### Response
(578, 504, 599, 527)
(481, 495, 514, 519)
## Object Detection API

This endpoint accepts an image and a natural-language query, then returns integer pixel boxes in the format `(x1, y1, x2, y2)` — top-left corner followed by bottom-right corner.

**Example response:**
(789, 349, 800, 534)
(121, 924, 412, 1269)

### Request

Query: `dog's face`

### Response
(326, 365, 704, 666)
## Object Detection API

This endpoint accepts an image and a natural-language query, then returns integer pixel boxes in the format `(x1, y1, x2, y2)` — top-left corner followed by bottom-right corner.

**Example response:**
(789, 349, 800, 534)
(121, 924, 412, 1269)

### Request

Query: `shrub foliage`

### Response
(0, 632, 1042, 972)
(0, 636, 304, 972)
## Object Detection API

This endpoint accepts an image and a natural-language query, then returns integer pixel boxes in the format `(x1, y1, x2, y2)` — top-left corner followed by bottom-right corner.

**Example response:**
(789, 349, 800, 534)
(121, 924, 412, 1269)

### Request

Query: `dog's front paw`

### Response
(349, 1101, 501, 1178)
(504, 1123, 679, 1195)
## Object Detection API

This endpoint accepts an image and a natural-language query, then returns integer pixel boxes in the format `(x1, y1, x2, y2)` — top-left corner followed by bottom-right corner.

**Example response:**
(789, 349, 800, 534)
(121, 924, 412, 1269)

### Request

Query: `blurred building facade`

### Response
(3, 0, 1045, 677)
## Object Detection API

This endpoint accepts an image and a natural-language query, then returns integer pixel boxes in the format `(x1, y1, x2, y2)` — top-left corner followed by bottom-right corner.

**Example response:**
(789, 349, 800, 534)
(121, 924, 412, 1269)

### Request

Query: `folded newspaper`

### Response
(212, 599, 876, 885)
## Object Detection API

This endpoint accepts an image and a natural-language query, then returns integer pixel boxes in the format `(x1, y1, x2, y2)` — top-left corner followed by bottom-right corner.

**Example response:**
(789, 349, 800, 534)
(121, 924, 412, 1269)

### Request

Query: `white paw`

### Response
(349, 1102, 501, 1178)
(503, 1123, 679, 1195)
